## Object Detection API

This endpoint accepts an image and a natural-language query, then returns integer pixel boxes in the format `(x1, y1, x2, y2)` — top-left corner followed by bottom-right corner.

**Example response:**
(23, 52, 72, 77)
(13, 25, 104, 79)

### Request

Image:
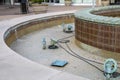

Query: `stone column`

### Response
(10, 0, 14, 5)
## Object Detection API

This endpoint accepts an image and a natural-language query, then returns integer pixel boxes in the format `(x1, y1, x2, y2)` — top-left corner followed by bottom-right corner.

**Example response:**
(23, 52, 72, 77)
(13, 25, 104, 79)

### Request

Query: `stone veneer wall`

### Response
(75, 6, 120, 53)
(5, 14, 74, 46)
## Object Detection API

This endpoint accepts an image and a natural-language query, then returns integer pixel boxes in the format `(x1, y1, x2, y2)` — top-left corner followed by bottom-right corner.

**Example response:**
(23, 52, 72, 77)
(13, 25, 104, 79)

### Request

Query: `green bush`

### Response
(31, 0, 44, 4)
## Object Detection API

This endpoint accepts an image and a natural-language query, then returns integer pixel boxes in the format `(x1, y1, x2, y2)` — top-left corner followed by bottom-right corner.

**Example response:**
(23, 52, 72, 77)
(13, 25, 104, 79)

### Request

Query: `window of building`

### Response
(115, 0, 120, 3)
(72, 0, 93, 4)
(14, 0, 20, 3)
(45, 0, 49, 2)
(51, 0, 54, 2)
(44, 0, 60, 3)
(55, 0, 59, 3)
(110, 0, 120, 4)
(83, 0, 93, 3)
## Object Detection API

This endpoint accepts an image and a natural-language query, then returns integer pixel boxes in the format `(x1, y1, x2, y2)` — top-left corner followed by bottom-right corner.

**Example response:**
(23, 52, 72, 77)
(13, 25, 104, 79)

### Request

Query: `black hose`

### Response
(56, 34, 120, 78)
(65, 43, 103, 65)
(57, 34, 74, 42)
(57, 43, 104, 73)
(57, 34, 103, 65)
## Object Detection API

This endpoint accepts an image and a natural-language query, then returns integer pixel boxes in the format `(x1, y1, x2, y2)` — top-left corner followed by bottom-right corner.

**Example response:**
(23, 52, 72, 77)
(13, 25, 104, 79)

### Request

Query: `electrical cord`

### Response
(65, 43, 103, 65)
(57, 42, 104, 73)
(57, 35, 104, 65)
(65, 43, 120, 69)
(56, 34, 120, 78)
(57, 34, 75, 42)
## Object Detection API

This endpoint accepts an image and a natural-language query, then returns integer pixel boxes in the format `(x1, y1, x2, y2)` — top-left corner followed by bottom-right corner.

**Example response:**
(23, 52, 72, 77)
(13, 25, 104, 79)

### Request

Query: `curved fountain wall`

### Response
(74, 6, 120, 53)
(4, 13, 74, 46)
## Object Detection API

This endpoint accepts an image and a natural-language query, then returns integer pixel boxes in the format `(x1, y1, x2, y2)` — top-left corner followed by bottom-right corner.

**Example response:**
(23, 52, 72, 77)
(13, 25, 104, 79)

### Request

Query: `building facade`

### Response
(43, 0, 94, 5)
(0, 0, 120, 6)
(0, 0, 20, 5)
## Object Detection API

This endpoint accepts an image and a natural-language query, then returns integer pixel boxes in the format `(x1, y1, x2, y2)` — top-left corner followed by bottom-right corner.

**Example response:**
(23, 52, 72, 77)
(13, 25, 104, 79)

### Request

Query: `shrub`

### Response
(31, 0, 44, 4)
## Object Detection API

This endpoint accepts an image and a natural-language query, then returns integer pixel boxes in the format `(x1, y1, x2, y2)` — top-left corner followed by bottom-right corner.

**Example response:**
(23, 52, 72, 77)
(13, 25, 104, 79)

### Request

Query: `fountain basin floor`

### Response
(10, 25, 120, 80)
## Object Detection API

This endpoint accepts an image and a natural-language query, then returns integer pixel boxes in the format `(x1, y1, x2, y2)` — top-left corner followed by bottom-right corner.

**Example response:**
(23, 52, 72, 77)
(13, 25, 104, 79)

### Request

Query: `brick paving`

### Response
(0, 5, 90, 21)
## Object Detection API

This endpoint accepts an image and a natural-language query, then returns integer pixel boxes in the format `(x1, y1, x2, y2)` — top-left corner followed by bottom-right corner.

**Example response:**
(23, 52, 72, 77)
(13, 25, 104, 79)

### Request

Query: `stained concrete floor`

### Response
(10, 24, 120, 80)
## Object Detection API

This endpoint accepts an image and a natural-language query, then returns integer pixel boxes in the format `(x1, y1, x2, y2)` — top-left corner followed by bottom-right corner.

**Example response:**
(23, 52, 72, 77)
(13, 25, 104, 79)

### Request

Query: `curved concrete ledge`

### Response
(4, 13, 74, 46)
(0, 11, 89, 80)
(75, 5, 120, 25)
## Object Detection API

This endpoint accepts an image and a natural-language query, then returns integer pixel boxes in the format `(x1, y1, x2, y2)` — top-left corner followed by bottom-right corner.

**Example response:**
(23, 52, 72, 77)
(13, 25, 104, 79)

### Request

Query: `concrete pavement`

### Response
(0, 5, 90, 21)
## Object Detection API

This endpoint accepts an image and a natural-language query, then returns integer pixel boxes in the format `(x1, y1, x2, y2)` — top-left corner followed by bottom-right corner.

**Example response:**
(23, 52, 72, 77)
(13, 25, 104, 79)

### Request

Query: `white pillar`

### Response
(92, 0, 95, 8)
(10, 0, 14, 5)
(60, 0, 64, 4)
(98, 0, 101, 6)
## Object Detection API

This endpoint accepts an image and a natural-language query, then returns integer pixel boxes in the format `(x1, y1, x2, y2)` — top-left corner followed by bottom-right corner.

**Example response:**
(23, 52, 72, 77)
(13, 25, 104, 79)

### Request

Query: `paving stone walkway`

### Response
(0, 5, 90, 21)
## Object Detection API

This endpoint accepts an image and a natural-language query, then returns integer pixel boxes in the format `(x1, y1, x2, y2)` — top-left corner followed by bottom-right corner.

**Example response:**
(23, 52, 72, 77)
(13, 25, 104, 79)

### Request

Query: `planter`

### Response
(32, 3, 48, 14)
(101, 1, 109, 6)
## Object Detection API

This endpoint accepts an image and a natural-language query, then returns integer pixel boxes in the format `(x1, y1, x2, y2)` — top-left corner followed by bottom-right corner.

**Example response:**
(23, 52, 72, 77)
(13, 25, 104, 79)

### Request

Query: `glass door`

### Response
(55, 0, 59, 3)
(5, 0, 10, 5)
(50, 0, 54, 3)
(72, 0, 82, 4)
(45, 0, 49, 2)
(14, 0, 20, 3)
(110, 0, 115, 4)
(110, 0, 120, 5)
(72, 0, 93, 4)
(54, 0, 65, 4)
(45, 0, 64, 5)
(115, 0, 120, 4)
(83, 0, 93, 3)
(44, 0, 54, 3)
